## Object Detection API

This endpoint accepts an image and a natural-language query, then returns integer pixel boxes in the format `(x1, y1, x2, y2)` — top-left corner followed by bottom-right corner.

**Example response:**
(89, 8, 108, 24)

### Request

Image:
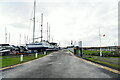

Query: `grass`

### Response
(0, 59, 2, 68)
(68, 49, 120, 69)
(83, 56, 120, 68)
(1, 52, 52, 68)
(108, 56, 120, 58)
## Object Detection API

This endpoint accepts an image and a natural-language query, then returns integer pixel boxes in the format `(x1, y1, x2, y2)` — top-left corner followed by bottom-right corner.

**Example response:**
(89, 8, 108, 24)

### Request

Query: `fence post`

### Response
(44, 49, 46, 55)
(20, 54, 23, 62)
(35, 53, 38, 58)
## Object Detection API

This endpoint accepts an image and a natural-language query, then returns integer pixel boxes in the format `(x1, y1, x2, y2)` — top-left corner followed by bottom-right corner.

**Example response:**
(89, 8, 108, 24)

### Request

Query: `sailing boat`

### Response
(26, 0, 50, 51)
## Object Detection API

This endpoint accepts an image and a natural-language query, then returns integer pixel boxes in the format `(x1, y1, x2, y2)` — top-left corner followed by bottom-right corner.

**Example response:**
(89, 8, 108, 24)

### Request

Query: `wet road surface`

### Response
(1, 49, 119, 78)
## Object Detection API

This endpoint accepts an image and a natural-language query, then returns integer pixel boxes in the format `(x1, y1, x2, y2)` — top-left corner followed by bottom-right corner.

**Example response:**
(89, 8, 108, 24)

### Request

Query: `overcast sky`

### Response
(0, 0, 119, 47)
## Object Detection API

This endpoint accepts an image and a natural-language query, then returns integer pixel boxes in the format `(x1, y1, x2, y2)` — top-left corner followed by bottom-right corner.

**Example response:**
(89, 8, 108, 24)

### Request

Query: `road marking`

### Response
(68, 50, 120, 74)
(0, 52, 55, 71)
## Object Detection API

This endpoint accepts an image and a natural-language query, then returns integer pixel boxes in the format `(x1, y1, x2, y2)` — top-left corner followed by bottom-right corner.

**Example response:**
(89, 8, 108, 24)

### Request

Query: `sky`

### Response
(0, 0, 119, 47)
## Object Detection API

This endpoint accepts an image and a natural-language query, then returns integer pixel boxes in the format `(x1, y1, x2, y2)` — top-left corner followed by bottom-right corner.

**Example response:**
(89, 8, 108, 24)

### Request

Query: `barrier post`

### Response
(74, 48, 77, 55)
(44, 50, 46, 55)
(20, 54, 23, 62)
(79, 41, 83, 57)
(35, 53, 38, 58)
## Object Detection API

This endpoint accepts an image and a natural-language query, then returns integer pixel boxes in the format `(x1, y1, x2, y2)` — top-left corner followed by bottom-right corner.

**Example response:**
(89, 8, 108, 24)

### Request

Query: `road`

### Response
(1, 49, 120, 78)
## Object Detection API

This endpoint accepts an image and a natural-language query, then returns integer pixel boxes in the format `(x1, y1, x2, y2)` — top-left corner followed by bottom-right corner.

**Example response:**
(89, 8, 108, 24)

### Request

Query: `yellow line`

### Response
(0, 52, 55, 71)
(68, 50, 120, 74)
(68, 50, 74, 56)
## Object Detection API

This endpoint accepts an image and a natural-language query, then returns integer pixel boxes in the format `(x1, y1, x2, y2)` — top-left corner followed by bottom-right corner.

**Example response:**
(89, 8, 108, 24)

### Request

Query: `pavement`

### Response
(1, 49, 120, 78)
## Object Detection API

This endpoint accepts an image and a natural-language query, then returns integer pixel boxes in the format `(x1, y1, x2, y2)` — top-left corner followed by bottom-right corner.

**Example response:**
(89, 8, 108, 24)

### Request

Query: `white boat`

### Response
(26, 0, 59, 51)
(26, 0, 48, 50)
(27, 41, 50, 50)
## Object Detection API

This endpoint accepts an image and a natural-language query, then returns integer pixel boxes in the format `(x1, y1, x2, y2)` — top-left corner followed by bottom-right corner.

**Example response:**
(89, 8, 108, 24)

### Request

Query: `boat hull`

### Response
(26, 43, 49, 50)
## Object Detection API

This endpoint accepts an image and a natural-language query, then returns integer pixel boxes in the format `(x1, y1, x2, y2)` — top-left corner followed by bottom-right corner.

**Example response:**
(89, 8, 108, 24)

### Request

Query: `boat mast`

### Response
(9, 32, 10, 44)
(47, 22, 48, 41)
(19, 33, 21, 45)
(41, 13, 43, 42)
(49, 24, 50, 42)
(5, 27, 7, 43)
(33, 0, 36, 43)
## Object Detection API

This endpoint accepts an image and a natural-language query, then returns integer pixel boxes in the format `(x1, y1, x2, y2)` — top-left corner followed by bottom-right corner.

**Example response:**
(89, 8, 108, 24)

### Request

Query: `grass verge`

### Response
(0, 52, 52, 68)
(68, 49, 120, 70)
(82, 56, 120, 70)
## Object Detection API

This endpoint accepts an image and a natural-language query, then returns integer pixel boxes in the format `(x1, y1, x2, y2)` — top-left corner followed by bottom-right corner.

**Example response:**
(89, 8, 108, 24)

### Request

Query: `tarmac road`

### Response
(1, 49, 120, 78)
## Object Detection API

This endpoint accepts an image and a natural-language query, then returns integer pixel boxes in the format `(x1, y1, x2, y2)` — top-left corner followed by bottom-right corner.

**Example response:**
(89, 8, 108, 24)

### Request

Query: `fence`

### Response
(67, 46, 120, 57)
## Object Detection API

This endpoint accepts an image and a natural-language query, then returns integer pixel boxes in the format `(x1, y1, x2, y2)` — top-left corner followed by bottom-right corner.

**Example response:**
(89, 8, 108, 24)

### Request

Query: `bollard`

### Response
(43, 49, 46, 55)
(74, 48, 77, 55)
(35, 53, 38, 58)
(44, 51, 46, 55)
(20, 54, 23, 62)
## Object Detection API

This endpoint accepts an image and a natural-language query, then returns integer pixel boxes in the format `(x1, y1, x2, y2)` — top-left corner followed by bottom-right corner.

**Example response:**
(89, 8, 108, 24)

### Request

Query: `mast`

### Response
(47, 22, 48, 41)
(41, 13, 43, 42)
(9, 32, 10, 44)
(5, 27, 7, 43)
(20, 34, 21, 45)
(33, 0, 36, 43)
(49, 24, 50, 42)
(24, 34, 26, 44)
